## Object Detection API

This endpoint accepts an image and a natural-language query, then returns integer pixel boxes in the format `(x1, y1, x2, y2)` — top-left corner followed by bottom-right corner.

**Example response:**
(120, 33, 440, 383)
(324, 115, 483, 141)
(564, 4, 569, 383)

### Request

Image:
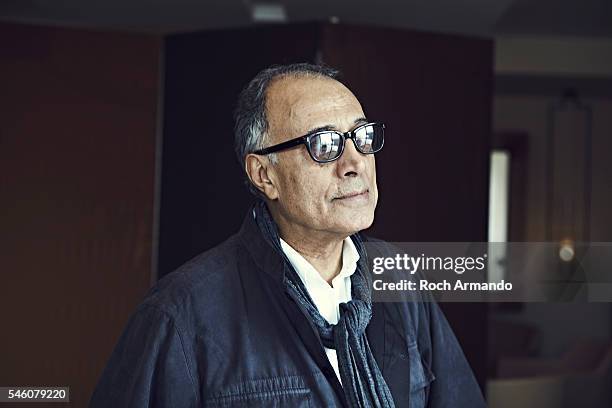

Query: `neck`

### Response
(282, 233, 344, 285)
(271, 210, 346, 285)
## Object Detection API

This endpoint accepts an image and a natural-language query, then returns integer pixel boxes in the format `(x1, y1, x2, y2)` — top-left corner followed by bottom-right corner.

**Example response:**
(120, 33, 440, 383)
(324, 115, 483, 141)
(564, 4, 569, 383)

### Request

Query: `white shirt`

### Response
(279, 236, 360, 384)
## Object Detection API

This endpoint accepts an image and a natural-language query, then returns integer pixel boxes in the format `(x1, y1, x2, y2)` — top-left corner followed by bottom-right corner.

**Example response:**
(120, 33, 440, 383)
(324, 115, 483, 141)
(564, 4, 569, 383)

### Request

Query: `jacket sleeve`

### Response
(90, 305, 199, 408)
(424, 300, 486, 408)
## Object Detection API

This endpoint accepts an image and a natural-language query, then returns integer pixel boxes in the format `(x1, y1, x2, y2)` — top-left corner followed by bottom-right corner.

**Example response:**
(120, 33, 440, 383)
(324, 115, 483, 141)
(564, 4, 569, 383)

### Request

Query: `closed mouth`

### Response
(335, 189, 369, 200)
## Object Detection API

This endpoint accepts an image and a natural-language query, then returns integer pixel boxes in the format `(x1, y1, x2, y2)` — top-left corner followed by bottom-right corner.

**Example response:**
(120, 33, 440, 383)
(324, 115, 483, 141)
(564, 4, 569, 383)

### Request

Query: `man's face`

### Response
(264, 75, 378, 239)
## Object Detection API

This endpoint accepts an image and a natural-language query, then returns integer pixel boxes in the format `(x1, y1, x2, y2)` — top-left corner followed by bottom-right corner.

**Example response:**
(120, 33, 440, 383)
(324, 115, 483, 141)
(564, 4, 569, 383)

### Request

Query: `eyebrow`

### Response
(304, 117, 369, 135)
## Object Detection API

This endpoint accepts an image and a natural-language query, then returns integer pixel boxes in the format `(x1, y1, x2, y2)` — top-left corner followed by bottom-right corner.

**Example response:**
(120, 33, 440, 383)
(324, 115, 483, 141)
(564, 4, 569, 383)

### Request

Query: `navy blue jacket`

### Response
(90, 211, 485, 407)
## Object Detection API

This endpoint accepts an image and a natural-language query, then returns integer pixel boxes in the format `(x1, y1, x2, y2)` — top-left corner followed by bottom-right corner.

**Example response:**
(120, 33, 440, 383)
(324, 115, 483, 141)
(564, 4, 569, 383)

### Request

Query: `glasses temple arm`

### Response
(253, 136, 308, 155)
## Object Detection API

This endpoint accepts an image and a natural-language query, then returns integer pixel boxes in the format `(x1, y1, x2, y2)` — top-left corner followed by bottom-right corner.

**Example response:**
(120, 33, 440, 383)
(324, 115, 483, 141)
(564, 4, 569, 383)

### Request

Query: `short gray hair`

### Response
(233, 63, 340, 197)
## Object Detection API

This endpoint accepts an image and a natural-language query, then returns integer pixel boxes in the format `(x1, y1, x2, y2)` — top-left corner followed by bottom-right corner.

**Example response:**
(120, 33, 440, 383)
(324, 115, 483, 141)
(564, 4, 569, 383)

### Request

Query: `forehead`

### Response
(265, 75, 364, 136)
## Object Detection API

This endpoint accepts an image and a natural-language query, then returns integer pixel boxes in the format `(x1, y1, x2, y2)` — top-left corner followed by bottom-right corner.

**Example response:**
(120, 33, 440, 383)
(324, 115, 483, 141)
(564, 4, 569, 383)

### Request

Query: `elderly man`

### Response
(91, 63, 485, 407)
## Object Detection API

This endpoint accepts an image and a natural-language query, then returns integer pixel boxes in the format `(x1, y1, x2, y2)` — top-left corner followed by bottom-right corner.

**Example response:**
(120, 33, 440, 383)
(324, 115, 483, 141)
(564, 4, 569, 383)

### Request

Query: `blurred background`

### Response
(1, 0, 611, 407)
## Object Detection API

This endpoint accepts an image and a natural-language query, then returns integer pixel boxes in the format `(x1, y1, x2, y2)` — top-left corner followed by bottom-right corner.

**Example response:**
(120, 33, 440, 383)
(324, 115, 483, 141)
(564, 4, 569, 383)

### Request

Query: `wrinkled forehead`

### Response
(265, 75, 365, 141)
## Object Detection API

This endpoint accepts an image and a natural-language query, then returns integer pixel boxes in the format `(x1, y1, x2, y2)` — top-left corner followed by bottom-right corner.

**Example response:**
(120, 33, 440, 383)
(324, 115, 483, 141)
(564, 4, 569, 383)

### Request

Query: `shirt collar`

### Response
(279, 236, 360, 289)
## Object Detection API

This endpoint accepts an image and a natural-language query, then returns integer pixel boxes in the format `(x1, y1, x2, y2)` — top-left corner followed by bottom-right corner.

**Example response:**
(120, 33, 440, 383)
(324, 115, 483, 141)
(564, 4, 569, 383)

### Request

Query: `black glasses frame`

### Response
(253, 122, 385, 163)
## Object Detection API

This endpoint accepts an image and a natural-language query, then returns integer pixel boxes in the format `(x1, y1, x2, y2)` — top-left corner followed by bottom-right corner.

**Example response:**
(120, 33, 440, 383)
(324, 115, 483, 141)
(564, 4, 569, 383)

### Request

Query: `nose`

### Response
(335, 137, 366, 178)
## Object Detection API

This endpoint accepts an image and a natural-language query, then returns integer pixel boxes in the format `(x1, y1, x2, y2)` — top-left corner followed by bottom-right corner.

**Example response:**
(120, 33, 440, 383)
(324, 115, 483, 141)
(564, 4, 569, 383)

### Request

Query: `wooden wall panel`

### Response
(0, 23, 160, 407)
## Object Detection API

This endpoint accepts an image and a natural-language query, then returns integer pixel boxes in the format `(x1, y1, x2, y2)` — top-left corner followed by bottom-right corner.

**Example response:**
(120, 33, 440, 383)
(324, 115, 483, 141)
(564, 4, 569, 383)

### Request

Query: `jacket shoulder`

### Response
(141, 233, 245, 318)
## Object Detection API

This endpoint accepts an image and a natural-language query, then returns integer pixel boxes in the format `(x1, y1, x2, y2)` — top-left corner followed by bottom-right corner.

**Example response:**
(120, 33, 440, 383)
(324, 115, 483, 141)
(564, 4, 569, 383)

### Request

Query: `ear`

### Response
(245, 153, 279, 200)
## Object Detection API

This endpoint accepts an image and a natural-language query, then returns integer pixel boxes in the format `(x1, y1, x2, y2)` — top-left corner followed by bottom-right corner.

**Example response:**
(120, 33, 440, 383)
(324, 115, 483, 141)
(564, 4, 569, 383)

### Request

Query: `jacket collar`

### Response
(237, 205, 286, 284)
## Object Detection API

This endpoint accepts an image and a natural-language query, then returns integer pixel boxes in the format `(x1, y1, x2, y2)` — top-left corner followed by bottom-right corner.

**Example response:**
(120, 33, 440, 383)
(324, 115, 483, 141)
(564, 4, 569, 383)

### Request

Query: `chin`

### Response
(336, 211, 375, 234)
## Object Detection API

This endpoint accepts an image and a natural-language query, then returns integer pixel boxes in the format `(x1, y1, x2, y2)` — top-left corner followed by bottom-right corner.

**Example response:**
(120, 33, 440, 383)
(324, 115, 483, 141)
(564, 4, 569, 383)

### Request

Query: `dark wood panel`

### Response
(0, 23, 160, 407)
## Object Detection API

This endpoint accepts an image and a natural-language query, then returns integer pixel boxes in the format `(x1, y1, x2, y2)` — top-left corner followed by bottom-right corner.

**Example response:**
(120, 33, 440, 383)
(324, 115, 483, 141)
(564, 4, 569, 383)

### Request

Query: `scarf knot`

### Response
(338, 300, 371, 337)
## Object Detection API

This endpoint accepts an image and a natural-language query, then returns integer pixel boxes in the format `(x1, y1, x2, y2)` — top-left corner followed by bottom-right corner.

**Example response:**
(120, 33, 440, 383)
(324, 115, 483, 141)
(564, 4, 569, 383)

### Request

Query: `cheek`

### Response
(279, 167, 334, 216)
(286, 153, 328, 194)
(290, 173, 329, 206)
(279, 165, 320, 203)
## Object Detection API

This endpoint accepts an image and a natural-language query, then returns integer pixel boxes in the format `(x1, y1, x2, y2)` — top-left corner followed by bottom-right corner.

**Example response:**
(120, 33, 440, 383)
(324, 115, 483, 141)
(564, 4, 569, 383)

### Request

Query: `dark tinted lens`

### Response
(308, 132, 342, 162)
(354, 123, 384, 153)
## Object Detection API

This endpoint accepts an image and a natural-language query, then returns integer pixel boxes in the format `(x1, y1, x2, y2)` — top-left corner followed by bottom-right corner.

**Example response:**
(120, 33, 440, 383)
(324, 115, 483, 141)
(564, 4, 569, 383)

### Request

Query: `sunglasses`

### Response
(253, 122, 385, 163)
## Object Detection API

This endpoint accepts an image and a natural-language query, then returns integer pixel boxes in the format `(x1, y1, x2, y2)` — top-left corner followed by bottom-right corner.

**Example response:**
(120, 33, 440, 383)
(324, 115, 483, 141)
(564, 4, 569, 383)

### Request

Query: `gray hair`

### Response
(233, 63, 340, 197)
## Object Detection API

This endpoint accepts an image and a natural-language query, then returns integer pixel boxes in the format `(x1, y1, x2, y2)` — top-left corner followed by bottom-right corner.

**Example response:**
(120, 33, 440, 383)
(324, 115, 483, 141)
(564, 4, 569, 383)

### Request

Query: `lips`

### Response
(335, 189, 369, 200)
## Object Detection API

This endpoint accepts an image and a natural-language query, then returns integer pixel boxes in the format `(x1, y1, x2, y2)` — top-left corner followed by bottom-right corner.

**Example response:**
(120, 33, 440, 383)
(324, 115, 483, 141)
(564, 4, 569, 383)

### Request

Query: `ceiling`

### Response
(0, 0, 611, 38)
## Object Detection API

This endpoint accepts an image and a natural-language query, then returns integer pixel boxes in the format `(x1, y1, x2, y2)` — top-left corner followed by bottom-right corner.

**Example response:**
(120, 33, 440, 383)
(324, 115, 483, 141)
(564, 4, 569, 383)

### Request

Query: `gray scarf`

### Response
(254, 200, 395, 408)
